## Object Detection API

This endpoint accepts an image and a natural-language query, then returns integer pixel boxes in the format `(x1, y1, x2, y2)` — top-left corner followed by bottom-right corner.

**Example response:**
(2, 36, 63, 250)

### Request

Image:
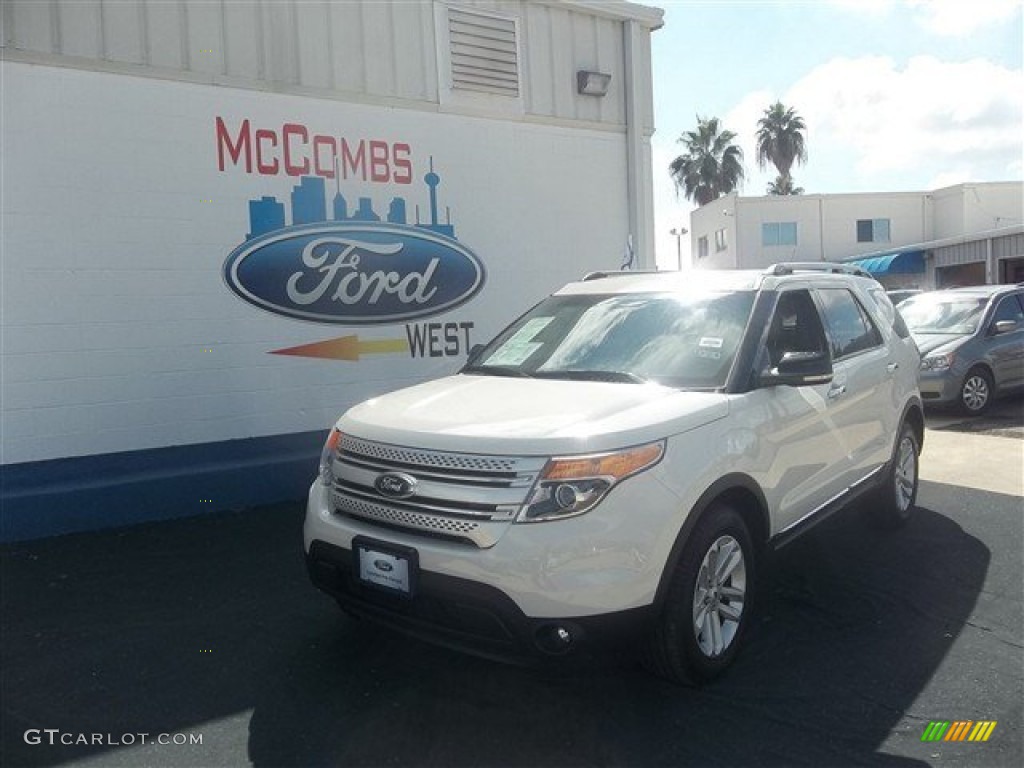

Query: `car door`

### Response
(986, 293, 1024, 390)
(813, 286, 894, 490)
(746, 288, 850, 534)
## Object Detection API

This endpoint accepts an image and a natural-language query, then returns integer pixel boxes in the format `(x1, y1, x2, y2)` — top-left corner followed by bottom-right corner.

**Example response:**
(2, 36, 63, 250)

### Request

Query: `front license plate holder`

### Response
(352, 536, 418, 599)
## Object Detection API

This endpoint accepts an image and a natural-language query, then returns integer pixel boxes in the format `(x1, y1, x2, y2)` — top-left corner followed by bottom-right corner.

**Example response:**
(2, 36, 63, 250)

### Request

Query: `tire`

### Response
(642, 504, 754, 686)
(959, 367, 994, 416)
(868, 422, 920, 529)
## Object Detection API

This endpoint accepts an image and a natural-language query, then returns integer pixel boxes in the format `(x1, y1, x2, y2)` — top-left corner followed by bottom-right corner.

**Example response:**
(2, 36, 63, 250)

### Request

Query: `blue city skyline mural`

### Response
(246, 158, 457, 241)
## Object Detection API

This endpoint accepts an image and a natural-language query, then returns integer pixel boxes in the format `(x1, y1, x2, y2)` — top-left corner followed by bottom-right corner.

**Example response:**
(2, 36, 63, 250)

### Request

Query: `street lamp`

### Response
(670, 227, 688, 270)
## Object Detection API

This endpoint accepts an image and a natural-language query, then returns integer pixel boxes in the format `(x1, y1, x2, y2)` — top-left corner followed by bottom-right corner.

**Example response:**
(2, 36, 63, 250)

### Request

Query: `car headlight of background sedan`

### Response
(920, 352, 955, 371)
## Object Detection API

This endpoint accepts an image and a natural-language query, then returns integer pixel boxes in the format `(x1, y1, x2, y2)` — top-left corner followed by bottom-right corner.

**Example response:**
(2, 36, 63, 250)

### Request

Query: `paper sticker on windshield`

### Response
(484, 317, 553, 366)
(699, 337, 724, 349)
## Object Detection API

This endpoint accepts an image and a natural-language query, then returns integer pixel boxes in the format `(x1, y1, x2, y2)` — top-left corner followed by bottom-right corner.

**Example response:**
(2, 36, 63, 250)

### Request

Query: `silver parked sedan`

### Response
(898, 285, 1024, 415)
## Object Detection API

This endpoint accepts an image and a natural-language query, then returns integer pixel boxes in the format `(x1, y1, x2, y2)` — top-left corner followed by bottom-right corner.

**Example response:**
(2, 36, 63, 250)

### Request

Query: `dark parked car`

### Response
(898, 284, 1024, 414)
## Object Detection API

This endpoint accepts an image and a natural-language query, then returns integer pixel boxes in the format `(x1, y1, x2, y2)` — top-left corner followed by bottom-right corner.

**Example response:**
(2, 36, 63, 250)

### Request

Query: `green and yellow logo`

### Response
(921, 721, 997, 742)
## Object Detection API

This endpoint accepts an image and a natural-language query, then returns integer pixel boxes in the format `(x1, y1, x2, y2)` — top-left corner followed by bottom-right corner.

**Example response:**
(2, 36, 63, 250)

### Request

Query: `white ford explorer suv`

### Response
(304, 264, 923, 684)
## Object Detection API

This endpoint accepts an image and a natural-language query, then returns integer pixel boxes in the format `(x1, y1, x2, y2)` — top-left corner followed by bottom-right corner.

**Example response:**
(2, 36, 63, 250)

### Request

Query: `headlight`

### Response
(921, 352, 954, 371)
(518, 441, 665, 523)
(319, 427, 342, 485)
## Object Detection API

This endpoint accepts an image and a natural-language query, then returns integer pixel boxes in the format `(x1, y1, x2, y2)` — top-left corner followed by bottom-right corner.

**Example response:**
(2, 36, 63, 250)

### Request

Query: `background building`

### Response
(1, 0, 663, 540)
(690, 181, 1023, 287)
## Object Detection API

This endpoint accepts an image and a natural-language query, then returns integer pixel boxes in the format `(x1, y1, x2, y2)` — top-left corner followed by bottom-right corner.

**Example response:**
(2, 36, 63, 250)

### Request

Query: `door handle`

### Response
(886, 363, 899, 373)
(827, 384, 846, 399)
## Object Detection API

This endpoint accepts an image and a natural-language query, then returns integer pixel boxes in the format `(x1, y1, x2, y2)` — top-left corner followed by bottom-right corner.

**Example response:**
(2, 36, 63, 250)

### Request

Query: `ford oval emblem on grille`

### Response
(375, 472, 417, 499)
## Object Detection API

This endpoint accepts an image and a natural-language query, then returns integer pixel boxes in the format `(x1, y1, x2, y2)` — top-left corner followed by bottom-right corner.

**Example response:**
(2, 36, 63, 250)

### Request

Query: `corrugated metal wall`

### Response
(1, 0, 640, 128)
(932, 240, 988, 267)
(994, 232, 1024, 261)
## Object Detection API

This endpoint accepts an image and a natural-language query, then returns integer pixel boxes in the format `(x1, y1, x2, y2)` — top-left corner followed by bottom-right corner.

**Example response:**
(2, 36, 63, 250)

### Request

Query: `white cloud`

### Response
(928, 167, 974, 189)
(831, 0, 1022, 35)
(907, 0, 1022, 36)
(723, 89, 777, 195)
(781, 55, 1023, 178)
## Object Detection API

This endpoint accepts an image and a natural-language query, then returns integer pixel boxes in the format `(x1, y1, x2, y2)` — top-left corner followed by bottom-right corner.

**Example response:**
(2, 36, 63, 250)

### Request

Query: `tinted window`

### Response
(764, 290, 829, 368)
(991, 294, 1024, 326)
(817, 288, 883, 359)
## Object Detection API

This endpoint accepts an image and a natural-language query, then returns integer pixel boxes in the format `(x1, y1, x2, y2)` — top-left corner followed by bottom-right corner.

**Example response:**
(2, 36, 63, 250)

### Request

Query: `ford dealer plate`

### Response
(352, 537, 418, 598)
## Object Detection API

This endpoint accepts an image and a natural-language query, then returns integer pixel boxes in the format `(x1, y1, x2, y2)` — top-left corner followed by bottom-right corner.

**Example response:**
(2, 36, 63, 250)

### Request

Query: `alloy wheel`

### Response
(962, 374, 990, 412)
(692, 535, 746, 658)
(894, 435, 917, 512)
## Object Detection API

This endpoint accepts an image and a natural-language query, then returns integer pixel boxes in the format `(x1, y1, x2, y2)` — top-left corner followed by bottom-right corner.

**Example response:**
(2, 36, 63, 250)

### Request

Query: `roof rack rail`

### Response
(767, 262, 874, 279)
(581, 269, 665, 281)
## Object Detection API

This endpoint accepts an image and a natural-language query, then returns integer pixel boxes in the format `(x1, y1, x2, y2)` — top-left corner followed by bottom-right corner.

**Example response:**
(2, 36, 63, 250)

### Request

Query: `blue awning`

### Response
(845, 250, 925, 275)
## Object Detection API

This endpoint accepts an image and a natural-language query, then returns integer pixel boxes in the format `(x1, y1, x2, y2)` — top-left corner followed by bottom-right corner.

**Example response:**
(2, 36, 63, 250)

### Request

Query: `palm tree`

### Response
(669, 116, 745, 207)
(767, 175, 804, 195)
(755, 102, 807, 194)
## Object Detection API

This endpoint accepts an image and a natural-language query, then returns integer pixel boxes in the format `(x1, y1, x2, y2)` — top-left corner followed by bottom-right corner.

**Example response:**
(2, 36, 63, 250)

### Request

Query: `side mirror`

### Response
(760, 350, 834, 387)
(465, 343, 485, 366)
(992, 320, 1018, 335)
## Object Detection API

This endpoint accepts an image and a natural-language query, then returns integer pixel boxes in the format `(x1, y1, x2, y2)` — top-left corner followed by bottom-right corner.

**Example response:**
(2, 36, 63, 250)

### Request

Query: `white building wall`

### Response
(691, 182, 1024, 273)
(932, 182, 1023, 239)
(1, 1, 663, 466)
(0, 0, 659, 129)
(818, 193, 929, 261)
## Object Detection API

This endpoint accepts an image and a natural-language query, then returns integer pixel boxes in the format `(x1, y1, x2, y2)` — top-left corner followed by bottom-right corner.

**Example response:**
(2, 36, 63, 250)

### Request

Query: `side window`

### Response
(764, 290, 829, 368)
(990, 294, 1024, 327)
(817, 288, 884, 359)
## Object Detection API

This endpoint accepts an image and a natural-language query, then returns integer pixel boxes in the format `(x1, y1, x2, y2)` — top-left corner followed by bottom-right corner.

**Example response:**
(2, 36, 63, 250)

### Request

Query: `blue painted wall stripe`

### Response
(1, 431, 325, 542)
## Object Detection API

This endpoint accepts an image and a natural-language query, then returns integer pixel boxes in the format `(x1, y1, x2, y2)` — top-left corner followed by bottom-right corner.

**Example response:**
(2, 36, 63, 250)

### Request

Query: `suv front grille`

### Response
(331, 436, 546, 548)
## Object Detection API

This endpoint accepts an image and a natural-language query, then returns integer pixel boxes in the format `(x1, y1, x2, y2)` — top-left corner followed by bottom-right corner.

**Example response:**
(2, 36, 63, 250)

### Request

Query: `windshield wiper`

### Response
(533, 369, 648, 384)
(462, 365, 533, 379)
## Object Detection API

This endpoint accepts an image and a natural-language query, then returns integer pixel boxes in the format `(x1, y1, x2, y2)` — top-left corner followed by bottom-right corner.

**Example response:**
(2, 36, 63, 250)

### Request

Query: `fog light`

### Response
(535, 624, 575, 655)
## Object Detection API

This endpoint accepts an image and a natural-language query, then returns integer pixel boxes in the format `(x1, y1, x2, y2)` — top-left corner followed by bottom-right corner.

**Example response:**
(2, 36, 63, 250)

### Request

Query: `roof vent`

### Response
(448, 7, 520, 97)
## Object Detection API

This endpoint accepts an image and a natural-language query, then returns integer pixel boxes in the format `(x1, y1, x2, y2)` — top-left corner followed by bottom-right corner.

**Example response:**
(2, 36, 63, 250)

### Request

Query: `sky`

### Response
(649, 0, 1024, 269)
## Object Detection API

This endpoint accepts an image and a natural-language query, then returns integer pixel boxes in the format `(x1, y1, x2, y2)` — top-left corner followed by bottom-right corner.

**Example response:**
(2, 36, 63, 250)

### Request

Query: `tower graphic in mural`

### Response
(245, 156, 457, 241)
(421, 157, 454, 238)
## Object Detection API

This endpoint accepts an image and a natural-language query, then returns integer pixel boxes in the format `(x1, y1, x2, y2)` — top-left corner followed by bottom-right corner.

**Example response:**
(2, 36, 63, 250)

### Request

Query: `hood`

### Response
(912, 332, 967, 356)
(339, 374, 729, 456)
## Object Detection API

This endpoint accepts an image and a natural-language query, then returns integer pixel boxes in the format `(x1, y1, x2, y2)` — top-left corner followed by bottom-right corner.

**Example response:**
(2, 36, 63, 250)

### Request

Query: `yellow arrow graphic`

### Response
(269, 335, 409, 361)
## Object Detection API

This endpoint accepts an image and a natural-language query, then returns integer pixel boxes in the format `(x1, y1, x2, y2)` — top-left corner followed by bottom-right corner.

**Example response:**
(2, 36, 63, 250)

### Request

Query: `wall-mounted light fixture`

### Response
(576, 70, 612, 97)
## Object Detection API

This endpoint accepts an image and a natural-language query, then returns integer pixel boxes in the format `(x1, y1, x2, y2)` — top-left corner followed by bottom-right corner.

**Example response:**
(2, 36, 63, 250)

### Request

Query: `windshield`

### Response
(465, 290, 756, 389)
(898, 294, 987, 335)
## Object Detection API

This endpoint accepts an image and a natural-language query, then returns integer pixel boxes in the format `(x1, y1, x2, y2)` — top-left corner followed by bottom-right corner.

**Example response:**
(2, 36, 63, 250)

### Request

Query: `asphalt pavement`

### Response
(2, 398, 1022, 768)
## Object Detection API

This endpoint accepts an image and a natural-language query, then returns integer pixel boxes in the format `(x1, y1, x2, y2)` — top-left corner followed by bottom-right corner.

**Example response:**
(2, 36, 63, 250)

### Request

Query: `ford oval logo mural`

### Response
(223, 222, 485, 325)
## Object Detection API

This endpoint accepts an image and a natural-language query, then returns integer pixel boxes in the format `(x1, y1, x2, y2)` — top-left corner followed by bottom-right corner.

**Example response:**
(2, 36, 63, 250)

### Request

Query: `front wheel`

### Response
(868, 422, 920, 529)
(959, 367, 994, 416)
(642, 505, 754, 686)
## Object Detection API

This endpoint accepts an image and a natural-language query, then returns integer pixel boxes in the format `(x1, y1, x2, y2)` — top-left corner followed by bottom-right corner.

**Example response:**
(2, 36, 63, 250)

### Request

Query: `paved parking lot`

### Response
(2, 398, 1022, 767)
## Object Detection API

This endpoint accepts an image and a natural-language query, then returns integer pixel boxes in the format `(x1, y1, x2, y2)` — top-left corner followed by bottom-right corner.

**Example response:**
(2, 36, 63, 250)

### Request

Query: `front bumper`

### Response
(303, 466, 684, 661)
(918, 368, 963, 405)
(306, 539, 655, 664)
